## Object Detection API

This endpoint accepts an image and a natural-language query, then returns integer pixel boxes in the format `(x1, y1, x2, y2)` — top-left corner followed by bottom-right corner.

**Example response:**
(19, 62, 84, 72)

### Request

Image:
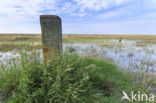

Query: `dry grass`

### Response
(1, 34, 156, 42)
(63, 34, 156, 40)
(0, 34, 156, 51)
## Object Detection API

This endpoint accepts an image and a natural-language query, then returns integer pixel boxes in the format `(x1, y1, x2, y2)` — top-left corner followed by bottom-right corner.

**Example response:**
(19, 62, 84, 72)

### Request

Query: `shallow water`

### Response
(63, 40, 156, 73)
(0, 51, 19, 66)
(0, 39, 156, 73)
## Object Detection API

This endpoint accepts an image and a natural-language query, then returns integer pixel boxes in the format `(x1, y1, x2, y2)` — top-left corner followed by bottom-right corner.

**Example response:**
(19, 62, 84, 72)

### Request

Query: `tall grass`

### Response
(0, 49, 147, 103)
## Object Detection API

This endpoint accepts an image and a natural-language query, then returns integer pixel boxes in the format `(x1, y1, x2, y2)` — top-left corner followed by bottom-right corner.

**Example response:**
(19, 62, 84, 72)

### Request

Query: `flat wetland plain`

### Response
(1, 34, 156, 51)
(1, 34, 156, 102)
(1, 34, 156, 73)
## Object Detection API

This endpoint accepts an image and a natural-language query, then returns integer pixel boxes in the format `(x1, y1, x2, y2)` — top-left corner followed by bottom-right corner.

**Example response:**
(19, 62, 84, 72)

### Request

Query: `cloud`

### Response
(59, 2, 86, 17)
(73, 0, 131, 11)
(98, 7, 127, 19)
(93, 0, 156, 20)
(0, 0, 156, 34)
(0, 0, 58, 21)
(0, 0, 155, 19)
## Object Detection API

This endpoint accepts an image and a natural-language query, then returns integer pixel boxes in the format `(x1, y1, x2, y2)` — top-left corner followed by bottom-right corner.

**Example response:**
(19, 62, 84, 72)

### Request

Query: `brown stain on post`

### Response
(40, 15, 62, 64)
(43, 47, 50, 63)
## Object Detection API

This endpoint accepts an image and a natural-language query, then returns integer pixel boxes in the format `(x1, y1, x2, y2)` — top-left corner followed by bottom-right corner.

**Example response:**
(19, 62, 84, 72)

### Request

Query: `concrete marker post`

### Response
(40, 15, 62, 63)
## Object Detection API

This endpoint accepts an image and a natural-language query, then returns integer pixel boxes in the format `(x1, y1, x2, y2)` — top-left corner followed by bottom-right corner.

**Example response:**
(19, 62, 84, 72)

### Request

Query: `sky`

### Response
(0, 0, 156, 34)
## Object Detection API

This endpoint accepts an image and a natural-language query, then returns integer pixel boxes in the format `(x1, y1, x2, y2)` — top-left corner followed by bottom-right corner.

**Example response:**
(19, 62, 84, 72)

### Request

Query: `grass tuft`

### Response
(0, 50, 147, 103)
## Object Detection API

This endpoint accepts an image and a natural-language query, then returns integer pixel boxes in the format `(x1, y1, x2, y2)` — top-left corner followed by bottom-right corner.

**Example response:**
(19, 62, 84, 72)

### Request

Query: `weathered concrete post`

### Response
(40, 15, 62, 63)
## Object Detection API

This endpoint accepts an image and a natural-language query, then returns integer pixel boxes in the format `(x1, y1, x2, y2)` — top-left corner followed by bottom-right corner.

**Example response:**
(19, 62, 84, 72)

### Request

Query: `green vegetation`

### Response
(0, 34, 155, 102)
(0, 49, 149, 103)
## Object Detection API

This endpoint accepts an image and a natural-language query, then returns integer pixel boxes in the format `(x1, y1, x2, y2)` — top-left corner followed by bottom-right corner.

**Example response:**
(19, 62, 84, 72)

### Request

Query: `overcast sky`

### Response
(0, 0, 156, 34)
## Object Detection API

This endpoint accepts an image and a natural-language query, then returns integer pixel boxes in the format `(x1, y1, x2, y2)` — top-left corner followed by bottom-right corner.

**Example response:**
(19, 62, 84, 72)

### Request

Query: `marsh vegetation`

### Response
(0, 34, 156, 102)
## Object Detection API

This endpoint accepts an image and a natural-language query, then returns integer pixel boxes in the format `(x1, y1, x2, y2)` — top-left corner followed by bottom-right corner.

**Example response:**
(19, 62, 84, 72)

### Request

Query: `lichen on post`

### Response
(40, 15, 62, 63)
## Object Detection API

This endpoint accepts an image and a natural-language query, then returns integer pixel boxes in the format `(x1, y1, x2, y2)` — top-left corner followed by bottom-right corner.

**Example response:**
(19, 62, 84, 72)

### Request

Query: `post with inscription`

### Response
(40, 15, 62, 63)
